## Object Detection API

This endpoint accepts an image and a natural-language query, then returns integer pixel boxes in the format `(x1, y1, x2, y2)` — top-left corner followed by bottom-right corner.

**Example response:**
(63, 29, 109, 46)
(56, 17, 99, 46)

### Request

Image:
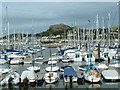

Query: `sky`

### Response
(0, 1, 119, 37)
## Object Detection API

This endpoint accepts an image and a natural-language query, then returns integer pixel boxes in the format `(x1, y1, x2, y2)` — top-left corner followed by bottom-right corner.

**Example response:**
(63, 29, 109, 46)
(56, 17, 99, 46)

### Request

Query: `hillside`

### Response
(36, 24, 73, 37)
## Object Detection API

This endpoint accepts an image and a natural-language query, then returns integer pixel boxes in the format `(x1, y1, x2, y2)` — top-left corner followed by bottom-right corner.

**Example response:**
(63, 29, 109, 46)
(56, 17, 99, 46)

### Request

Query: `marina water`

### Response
(0, 48, 120, 89)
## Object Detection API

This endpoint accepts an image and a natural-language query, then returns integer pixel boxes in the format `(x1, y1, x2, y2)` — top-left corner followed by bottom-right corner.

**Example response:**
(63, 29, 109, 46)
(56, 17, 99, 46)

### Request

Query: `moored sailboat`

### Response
(83, 62, 101, 83)
(44, 72, 59, 84)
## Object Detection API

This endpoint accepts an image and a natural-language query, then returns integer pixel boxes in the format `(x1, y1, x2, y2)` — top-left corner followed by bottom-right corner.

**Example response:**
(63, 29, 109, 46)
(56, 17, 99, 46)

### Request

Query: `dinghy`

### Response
(44, 72, 59, 84)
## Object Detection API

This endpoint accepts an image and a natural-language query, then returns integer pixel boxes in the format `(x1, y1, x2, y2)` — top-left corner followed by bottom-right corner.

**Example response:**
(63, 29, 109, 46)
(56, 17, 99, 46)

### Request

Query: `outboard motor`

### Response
(8, 77, 14, 86)
(23, 77, 29, 85)
(69, 75, 73, 88)
(69, 75, 73, 83)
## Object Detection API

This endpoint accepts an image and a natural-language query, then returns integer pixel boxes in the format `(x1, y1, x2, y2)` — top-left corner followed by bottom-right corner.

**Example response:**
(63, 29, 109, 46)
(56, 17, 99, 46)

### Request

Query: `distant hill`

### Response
(36, 24, 73, 37)
(111, 26, 119, 31)
(1, 24, 118, 39)
(49, 24, 71, 31)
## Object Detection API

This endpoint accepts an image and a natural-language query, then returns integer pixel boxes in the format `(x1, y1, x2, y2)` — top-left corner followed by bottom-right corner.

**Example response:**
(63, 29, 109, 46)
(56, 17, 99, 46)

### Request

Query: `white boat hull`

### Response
(10, 59, 23, 65)
(84, 54, 95, 62)
(48, 61, 57, 65)
(0, 71, 20, 85)
(102, 70, 120, 80)
(84, 75, 101, 83)
(0, 68, 12, 74)
(0, 58, 7, 64)
(64, 77, 78, 83)
(45, 66, 59, 72)
(27, 66, 40, 71)
(21, 70, 37, 83)
(44, 72, 59, 84)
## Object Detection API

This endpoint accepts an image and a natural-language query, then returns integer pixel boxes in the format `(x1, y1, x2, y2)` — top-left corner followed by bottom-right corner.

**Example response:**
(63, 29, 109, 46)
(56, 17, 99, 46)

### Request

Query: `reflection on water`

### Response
(0, 48, 120, 89)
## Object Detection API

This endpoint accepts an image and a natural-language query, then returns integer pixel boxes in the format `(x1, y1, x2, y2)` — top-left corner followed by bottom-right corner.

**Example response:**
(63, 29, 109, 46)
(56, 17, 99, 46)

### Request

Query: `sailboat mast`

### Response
(83, 28, 85, 45)
(27, 32, 29, 47)
(96, 14, 99, 44)
(5, 6, 10, 49)
(32, 18, 34, 48)
(77, 27, 80, 46)
(88, 20, 91, 44)
(108, 13, 111, 47)
(88, 20, 92, 65)
(92, 26, 94, 46)
(73, 27, 76, 47)
(118, 1, 120, 46)
(7, 21, 10, 49)
(13, 29, 16, 50)
(102, 17, 105, 45)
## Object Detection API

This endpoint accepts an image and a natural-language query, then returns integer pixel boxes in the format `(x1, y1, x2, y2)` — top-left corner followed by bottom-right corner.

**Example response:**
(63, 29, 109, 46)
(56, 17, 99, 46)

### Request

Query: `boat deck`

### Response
(102, 70, 120, 80)
(62, 66, 78, 77)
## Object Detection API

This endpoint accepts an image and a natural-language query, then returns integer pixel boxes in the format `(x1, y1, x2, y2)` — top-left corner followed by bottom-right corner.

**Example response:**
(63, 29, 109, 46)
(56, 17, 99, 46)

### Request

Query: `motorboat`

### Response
(73, 51, 82, 61)
(0, 71, 20, 85)
(21, 70, 37, 84)
(84, 53, 95, 62)
(62, 66, 78, 83)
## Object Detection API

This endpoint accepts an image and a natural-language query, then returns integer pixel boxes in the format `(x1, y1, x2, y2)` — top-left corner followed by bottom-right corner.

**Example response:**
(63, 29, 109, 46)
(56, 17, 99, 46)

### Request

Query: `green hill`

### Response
(36, 24, 73, 37)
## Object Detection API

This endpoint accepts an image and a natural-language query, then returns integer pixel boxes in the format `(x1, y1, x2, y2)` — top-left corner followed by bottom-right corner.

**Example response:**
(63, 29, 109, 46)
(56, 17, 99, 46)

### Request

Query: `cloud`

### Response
(1, 2, 118, 37)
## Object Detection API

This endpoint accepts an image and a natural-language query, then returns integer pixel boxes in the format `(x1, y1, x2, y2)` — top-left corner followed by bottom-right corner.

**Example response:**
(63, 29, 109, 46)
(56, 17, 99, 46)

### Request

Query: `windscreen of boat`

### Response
(87, 54, 92, 58)
(68, 52, 75, 54)
(104, 53, 108, 57)
(75, 53, 80, 58)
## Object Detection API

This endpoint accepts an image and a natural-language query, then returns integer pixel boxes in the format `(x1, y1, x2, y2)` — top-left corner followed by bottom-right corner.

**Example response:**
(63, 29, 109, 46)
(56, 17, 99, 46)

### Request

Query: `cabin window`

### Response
(68, 52, 75, 54)
(104, 53, 108, 58)
(75, 54, 80, 58)
(87, 54, 92, 58)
